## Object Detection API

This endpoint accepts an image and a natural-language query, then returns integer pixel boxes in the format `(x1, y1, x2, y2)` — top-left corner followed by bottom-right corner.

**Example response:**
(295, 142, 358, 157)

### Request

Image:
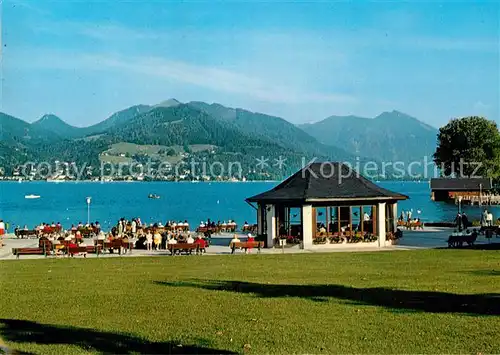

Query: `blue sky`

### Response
(2, 0, 499, 127)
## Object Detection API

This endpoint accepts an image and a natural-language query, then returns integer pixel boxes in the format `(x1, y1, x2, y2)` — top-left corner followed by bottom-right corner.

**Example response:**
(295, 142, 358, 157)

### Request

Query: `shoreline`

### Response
(0, 179, 431, 184)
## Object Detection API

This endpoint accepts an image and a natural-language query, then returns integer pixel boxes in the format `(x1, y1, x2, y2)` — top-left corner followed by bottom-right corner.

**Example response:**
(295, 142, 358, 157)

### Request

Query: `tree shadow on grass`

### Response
(0, 318, 236, 354)
(155, 280, 500, 316)
(435, 242, 500, 251)
(468, 270, 500, 276)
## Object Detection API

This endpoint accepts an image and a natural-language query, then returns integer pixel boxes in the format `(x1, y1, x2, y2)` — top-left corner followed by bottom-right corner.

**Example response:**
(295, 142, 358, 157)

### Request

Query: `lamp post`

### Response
(86, 197, 92, 225)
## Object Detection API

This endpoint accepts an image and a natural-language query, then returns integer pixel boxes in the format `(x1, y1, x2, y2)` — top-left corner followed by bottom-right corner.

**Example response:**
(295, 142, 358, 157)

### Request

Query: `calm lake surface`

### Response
(0, 181, 498, 230)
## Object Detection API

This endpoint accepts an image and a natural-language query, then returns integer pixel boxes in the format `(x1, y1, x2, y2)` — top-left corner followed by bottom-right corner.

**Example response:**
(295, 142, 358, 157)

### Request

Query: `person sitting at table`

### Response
(341, 224, 350, 233)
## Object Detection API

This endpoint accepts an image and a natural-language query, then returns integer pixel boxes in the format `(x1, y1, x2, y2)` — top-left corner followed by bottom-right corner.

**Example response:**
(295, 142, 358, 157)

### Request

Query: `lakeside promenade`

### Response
(0, 228, 488, 261)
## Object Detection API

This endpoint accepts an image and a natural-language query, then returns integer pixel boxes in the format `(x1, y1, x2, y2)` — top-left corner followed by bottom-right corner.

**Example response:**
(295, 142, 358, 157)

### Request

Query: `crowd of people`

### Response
(198, 219, 238, 230)
(103, 218, 208, 251)
(480, 209, 495, 227)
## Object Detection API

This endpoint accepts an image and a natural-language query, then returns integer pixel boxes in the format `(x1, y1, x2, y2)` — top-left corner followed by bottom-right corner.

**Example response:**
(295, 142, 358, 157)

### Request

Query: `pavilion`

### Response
(246, 162, 408, 249)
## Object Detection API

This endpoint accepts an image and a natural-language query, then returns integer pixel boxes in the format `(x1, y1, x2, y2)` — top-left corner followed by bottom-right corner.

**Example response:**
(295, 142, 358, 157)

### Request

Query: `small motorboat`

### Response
(148, 194, 160, 199)
(25, 194, 41, 199)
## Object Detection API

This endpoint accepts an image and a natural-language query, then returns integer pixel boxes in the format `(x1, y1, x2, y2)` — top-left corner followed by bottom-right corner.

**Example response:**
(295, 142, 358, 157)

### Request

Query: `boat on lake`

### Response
(148, 194, 160, 199)
(25, 194, 41, 199)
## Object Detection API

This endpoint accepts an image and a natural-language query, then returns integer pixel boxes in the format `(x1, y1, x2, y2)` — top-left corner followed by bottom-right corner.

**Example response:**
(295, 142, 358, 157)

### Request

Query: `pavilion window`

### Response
(351, 206, 361, 235)
(361, 206, 373, 234)
(329, 206, 340, 236)
(281, 207, 302, 238)
(339, 206, 350, 236)
(315, 207, 328, 237)
(385, 204, 395, 233)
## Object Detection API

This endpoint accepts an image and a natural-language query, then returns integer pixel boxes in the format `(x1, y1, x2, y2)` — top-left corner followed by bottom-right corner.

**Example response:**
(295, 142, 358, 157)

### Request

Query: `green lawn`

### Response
(0, 250, 499, 354)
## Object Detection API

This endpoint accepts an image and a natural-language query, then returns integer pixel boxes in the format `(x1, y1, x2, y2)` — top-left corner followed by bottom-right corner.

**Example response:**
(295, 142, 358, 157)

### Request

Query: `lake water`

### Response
(0, 181, 498, 230)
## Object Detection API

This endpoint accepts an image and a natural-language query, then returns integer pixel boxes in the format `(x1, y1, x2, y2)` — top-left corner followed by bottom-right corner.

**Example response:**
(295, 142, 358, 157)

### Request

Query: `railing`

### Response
(456, 195, 500, 205)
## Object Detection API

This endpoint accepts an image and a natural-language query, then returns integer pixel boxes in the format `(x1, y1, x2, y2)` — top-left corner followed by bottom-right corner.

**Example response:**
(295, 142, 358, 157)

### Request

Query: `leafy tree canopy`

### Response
(434, 116, 500, 178)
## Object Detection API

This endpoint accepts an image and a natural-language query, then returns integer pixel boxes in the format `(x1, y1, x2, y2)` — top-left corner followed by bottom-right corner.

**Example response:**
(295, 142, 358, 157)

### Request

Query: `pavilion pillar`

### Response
(265, 204, 276, 248)
(302, 205, 313, 249)
(377, 202, 386, 247)
(257, 203, 263, 235)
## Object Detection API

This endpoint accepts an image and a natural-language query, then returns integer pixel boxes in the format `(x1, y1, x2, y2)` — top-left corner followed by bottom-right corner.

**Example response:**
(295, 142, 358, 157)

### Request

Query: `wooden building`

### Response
(246, 162, 408, 249)
(430, 178, 492, 202)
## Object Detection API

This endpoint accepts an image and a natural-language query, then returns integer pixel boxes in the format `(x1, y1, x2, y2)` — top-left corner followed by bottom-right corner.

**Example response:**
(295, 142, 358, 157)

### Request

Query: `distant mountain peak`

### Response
(34, 113, 65, 124)
(154, 98, 182, 108)
(375, 110, 413, 119)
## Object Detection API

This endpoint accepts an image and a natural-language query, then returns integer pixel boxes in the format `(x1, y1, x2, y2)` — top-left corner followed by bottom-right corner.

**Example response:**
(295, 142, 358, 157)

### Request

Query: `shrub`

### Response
(363, 233, 378, 242)
(313, 237, 327, 245)
(329, 235, 344, 244)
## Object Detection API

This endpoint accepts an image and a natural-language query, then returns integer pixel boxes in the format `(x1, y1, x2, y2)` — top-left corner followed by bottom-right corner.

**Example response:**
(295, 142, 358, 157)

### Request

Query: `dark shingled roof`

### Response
(247, 162, 408, 203)
(430, 178, 492, 191)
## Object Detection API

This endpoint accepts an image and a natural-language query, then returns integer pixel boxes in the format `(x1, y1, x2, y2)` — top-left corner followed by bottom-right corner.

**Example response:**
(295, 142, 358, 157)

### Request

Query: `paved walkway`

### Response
(0, 228, 493, 261)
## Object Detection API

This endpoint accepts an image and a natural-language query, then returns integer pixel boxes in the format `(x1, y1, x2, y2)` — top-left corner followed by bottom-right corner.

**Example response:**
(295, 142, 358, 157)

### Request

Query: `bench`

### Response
(12, 247, 47, 259)
(242, 225, 258, 233)
(398, 221, 424, 230)
(67, 245, 103, 257)
(14, 229, 38, 238)
(167, 243, 199, 255)
(101, 240, 133, 255)
(447, 234, 478, 248)
(230, 241, 264, 254)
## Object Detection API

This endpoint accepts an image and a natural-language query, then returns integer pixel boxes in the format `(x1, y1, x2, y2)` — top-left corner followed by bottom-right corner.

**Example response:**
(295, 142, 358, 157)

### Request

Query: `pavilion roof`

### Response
(430, 178, 492, 191)
(247, 162, 408, 204)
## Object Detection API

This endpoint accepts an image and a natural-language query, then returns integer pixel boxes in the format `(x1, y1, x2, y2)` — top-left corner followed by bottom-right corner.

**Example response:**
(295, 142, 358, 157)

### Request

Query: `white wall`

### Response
(302, 205, 313, 249)
(257, 204, 263, 235)
(265, 204, 276, 248)
(377, 202, 386, 247)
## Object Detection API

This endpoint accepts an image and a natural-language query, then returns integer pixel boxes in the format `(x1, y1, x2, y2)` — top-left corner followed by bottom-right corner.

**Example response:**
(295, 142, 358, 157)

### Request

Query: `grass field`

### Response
(0, 250, 499, 354)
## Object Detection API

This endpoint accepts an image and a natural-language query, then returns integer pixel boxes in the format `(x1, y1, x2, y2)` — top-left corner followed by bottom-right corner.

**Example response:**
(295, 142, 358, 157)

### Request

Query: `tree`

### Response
(434, 116, 500, 178)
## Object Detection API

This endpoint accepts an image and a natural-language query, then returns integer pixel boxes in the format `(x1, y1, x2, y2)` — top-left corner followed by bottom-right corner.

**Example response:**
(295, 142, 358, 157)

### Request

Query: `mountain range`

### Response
(298, 111, 438, 165)
(0, 99, 438, 179)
